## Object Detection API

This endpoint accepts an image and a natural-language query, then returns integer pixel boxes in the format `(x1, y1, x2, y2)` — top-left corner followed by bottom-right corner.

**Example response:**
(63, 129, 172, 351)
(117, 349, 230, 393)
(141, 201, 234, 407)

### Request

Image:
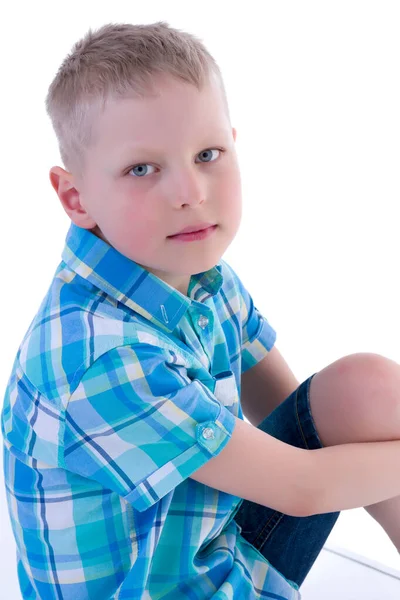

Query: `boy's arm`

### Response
(190, 415, 400, 517)
(241, 346, 300, 426)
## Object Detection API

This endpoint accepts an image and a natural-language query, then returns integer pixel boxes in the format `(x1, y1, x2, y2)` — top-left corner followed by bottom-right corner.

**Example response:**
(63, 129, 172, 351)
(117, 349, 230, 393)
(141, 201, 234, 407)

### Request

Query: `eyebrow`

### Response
(118, 146, 164, 157)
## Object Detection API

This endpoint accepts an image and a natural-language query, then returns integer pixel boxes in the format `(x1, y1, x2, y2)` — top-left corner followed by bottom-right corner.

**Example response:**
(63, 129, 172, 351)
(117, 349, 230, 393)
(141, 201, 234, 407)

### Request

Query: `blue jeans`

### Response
(233, 373, 340, 589)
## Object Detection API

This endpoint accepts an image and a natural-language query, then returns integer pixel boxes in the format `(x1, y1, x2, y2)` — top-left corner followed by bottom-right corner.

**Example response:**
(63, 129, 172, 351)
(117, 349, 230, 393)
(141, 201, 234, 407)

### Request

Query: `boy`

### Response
(2, 20, 400, 600)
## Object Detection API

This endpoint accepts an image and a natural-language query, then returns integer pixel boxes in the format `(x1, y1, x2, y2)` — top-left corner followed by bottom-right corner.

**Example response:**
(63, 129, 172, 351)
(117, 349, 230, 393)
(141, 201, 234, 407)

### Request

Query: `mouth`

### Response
(168, 222, 216, 237)
(167, 224, 218, 242)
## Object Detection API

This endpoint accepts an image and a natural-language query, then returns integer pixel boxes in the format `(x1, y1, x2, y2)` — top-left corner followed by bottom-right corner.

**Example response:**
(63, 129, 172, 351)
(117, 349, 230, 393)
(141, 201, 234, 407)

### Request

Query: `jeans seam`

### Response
(295, 383, 311, 450)
(252, 511, 285, 548)
(306, 373, 324, 448)
(296, 374, 321, 450)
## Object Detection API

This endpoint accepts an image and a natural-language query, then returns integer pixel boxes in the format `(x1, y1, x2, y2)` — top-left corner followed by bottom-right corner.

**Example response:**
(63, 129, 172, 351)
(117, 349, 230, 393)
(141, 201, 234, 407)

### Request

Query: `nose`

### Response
(168, 169, 206, 207)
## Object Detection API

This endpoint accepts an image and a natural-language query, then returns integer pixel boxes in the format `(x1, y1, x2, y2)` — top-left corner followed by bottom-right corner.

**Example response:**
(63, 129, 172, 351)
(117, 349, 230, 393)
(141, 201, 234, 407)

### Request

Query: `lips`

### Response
(169, 222, 214, 236)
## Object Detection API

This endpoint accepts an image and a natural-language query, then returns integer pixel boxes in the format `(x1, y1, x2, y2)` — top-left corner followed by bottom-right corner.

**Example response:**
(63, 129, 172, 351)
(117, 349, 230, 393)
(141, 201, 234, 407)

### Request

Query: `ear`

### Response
(232, 127, 237, 142)
(49, 166, 97, 229)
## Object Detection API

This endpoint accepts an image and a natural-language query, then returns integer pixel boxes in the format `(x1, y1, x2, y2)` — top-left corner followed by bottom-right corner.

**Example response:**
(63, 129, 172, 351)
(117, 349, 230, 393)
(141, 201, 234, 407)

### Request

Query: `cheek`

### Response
(223, 163, 241, 193)
(108, 206, 159, 248)
(221, 175, 242, 213)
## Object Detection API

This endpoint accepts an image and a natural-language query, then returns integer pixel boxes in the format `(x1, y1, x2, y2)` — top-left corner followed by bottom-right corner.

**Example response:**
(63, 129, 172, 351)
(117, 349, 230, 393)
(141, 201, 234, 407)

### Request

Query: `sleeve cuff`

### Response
(241, 312, 277, 374)
(124, 408, 236, 512)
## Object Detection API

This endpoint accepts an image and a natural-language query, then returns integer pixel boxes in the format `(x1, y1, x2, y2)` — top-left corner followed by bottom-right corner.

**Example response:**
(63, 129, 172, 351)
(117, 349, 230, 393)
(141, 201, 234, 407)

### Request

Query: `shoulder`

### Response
(17, 266, 186, 405)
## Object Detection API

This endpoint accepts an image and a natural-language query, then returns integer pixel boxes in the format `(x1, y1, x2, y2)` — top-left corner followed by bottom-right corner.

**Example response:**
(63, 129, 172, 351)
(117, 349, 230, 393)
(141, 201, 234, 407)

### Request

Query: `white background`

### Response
(1, 1, 399, 597)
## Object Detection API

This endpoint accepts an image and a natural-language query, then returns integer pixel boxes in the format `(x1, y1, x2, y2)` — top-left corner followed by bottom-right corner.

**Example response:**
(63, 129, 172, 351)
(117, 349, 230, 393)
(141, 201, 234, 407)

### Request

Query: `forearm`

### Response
(306, 439, 400, 515)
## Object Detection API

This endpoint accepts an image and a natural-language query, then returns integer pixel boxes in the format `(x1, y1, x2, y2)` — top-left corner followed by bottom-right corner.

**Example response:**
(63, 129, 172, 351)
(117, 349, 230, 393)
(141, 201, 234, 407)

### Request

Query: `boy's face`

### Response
(50, 74, 242, 296)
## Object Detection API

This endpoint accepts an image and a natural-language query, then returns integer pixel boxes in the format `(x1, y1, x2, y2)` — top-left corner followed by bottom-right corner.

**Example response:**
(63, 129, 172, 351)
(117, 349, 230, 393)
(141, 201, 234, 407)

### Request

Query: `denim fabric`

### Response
(233, 373, 340, 588)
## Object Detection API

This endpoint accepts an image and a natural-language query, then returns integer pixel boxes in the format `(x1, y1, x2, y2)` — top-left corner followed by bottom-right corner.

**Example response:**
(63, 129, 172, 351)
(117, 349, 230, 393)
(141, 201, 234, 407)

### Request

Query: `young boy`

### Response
(2, 21, 400, 600)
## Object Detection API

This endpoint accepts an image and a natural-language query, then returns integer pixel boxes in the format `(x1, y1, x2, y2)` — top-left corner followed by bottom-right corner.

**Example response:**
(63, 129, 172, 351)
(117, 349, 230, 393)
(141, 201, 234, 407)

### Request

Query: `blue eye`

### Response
(197, 148, 220, 163)
(128, 148, 222, 178)
(130, 164, 155, 177)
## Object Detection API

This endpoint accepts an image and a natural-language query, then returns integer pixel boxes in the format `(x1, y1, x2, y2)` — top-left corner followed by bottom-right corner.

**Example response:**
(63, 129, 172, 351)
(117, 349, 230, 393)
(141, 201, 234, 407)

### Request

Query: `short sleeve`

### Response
(226, 263, 277, 374)
(62, 344, 237, 512)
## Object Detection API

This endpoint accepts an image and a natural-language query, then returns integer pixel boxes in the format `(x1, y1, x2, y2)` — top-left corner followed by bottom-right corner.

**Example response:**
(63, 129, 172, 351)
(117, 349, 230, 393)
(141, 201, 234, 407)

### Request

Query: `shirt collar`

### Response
(61, 223, 223, 333)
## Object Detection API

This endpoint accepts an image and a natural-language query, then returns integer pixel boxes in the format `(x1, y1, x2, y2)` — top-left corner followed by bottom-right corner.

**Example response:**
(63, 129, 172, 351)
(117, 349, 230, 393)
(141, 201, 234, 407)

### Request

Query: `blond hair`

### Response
(45, 21, 230, 180)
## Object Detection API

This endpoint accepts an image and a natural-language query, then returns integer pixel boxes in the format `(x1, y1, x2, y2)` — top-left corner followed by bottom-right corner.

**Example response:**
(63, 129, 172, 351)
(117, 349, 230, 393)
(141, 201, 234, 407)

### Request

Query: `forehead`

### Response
(92, 76, 231, 154)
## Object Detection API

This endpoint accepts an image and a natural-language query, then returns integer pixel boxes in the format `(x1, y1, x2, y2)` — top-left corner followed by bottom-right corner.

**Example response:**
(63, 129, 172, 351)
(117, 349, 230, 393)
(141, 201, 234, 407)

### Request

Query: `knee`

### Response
(330, 352, 399, 382)
(314, 352, 400, 416)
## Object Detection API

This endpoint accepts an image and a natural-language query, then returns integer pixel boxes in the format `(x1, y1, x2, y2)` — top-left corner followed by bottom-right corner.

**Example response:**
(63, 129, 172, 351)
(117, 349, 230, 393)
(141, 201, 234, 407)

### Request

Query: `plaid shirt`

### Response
(1, 223, 300, 599)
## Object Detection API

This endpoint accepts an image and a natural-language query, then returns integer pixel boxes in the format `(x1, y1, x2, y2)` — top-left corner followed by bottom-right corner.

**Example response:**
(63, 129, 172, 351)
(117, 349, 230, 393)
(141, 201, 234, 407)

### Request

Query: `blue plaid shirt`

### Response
(1, 223, 300, 599)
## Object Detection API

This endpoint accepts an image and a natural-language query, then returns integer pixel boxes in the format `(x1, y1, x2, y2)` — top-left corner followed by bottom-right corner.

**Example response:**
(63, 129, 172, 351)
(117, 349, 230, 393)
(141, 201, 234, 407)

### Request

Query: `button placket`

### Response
(198, 315, 209, 329)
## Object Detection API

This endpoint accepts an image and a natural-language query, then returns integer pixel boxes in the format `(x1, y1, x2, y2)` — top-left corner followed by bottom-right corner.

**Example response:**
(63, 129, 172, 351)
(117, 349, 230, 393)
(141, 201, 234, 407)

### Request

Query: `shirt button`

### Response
(202, 427, 215, 440)
(198, 315, 209, 329)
